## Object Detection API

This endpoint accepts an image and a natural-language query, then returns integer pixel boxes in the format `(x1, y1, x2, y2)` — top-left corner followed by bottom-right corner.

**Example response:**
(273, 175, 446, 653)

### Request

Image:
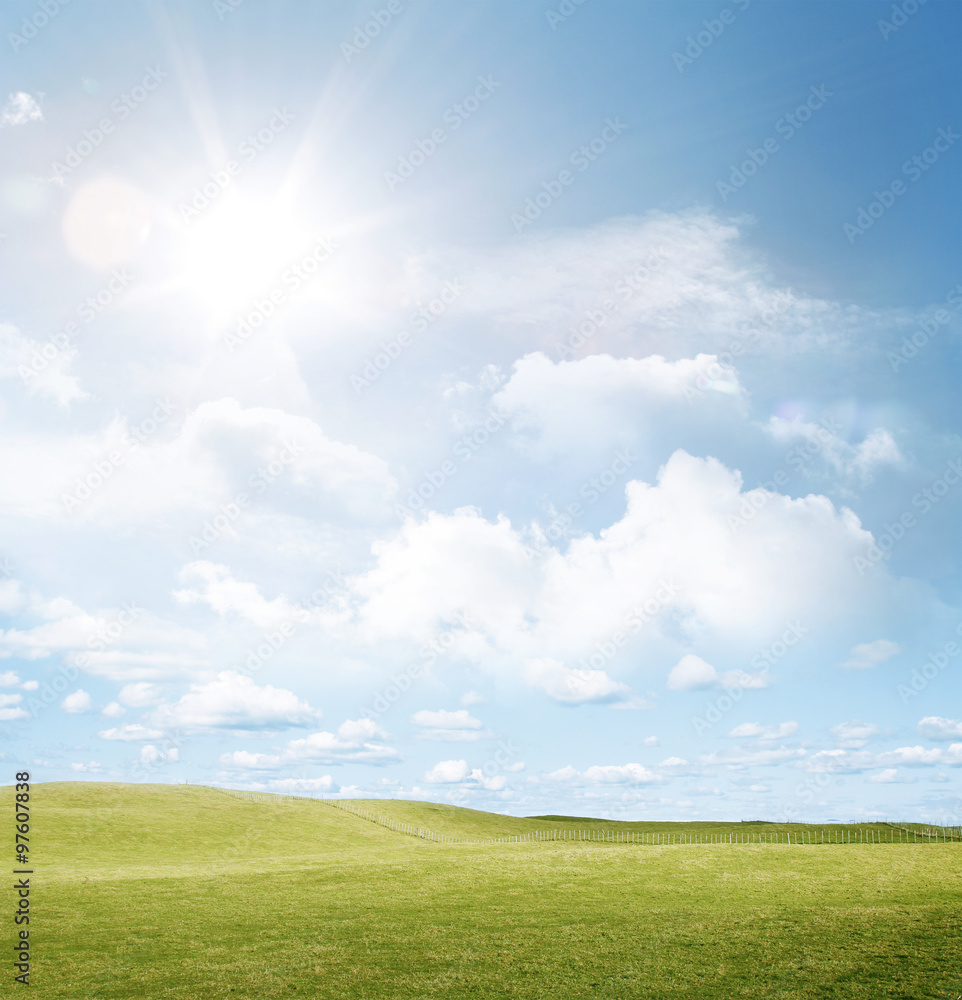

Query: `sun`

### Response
(176, 193, 319, 322)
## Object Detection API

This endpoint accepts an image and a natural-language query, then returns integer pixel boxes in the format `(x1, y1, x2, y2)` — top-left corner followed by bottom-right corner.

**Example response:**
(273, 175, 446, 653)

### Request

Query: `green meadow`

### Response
(22, 783, 962, 998)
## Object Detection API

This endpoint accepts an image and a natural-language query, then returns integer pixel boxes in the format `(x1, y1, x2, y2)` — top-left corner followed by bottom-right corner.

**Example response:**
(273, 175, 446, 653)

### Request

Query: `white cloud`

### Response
(726, 722, 798, 740)
(118, 682, 163, 707)
(1, 92, 43, 127)
(700, 746, 807, 767)
(868, 768, 915, 784)
(917, 717, 962, 740)
(840, 639, 900, 670)
(765, 418, 903, 483)
(524, 658, 633, 705)
(98, 724, 164, 741)
(350, 449, 884, 682)
(101, 702, 126, 717)
(459, 690, 485, 706)
(667, 654, 716, 691)
(668, 656, 769, 692)
(0, 324, 86, 405)
(0, 693, 27, 721)
(71, 761, 105, 773)
(491, 351, 744, 459)
(0, 398, 396, 525)
(806, 743, 962, 773)
(547, 762, 660, 785)
(831, 721, 880, 748)
(139, 745, 179, 765)
(424, 759, 471, 783)
(642, 736, 659, 747)
(422, 758, 511, 791)
(153, 671, 320, 732)
(0, 671, 22, 686)
(62, 689, 92, 714)
(268, 776, 337, 792)
(220, 719, 399, 768)
(411, 708, 483, 741)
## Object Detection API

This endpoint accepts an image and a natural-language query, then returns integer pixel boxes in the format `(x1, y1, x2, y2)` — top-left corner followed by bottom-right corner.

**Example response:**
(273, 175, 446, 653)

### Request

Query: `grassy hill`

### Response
(21, 782, 962, 998)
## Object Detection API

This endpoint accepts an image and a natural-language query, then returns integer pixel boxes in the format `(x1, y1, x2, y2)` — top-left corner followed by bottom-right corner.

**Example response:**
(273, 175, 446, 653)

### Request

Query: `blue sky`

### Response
(0, 0, 960, 823)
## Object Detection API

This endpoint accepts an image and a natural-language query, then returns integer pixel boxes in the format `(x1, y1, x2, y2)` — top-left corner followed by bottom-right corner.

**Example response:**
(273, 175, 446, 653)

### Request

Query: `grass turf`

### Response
(21, 782, 962, 998)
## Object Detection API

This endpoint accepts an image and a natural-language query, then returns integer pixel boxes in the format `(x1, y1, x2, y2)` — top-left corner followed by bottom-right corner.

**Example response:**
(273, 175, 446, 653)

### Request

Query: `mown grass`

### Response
(21, 783, 962, 998)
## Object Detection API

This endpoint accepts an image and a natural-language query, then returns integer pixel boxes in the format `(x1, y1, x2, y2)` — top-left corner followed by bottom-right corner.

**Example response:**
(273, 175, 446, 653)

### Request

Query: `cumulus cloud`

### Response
(118, 683, 163, 707)
(268, 776, 337, 793)
(424, 759, 471, 783)
(62, 689, 92, 713)
(524, 658, 634, 705)
(700, 746, 807, 767)
(668, 655, 769, 692)
(0, 693, 28, 721)
(98, 724, 164, 741)
(840, 639, 900, 670)
(667, 654, 716, 691)
(411, 708, 483, 741)
(1, 92, 43, 126)
(139, 744, 178, 765)
(917, 717, 962, 740)
(726, 722, 798, 741)
(0, 324, 86, 405)
(422, 758, 508, 790)
(101, 702, 126, 717)
(831, 721, 880, 748)
(350, 449, 883, 686)
(153, 671, 320, 732)
(0, 593, 208, 682)
(806, 743, 962, 773)
(546, 762, 660, 785)
(220, 718, 398, 769)
(765, 418, 904, 483)
(491, 351, 744, 459)
(0, 398, 396, 525)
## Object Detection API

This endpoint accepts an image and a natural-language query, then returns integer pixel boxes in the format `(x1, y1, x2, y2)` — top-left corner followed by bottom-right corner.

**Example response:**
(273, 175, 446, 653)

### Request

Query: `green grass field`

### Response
(21, 783, 962, 998)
